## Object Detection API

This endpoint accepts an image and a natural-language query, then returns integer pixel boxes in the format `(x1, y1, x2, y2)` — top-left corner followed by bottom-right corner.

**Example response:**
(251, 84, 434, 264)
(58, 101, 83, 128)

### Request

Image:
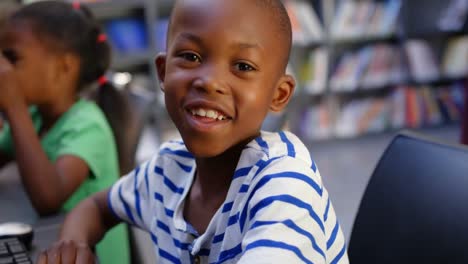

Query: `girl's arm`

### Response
(37, 189, 118, 263)
(4, 101, 89, 215)
(0, 54, 88, 215)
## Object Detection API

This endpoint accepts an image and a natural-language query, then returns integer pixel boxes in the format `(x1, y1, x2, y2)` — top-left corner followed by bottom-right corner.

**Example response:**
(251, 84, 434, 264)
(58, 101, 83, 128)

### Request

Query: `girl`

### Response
(0, 1, 130, 263)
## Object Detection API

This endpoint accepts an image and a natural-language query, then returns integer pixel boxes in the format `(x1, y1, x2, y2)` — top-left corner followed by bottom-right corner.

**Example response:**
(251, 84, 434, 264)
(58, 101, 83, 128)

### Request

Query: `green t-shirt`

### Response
(0, 99, 130, 264)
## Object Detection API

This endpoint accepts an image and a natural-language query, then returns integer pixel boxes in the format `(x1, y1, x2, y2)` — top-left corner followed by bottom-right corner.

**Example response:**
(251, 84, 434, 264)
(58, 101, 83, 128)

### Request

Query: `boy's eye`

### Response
(2, 49, 19, 64)
(235, 62, 255, 72)
(179, 52, 201, 63)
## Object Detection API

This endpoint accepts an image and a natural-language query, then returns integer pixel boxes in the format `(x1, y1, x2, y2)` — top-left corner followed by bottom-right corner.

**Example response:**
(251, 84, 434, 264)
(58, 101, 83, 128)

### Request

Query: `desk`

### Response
(0, 163, 64, 261)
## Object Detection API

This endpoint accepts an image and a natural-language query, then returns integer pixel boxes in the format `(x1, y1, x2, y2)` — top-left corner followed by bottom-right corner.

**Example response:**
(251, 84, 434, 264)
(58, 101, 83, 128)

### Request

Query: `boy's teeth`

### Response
(206, 110, 216, 118)
(196, 109, 206, 116)
(190, 108, 227, 120)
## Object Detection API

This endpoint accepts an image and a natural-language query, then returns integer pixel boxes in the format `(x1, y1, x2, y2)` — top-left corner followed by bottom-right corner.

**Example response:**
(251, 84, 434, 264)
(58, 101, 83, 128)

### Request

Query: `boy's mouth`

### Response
(188, 107, 231, 121)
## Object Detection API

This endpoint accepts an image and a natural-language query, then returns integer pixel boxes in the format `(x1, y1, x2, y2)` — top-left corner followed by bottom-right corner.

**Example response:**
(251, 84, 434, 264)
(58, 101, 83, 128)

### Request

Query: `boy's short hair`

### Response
(168, 0, 293, 70)
(253, 0, 292, 68)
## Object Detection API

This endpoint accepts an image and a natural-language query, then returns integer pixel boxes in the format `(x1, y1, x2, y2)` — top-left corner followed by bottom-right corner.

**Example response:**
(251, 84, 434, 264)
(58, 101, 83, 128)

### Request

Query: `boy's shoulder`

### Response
(245, 131, 313, 167)
(157, 139, 194, 161)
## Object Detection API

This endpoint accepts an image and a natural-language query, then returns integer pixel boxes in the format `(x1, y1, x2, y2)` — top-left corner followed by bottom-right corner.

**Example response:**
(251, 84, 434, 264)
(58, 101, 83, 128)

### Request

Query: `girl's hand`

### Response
(0, 53, 24, 111)
(37, 240, 97, 264)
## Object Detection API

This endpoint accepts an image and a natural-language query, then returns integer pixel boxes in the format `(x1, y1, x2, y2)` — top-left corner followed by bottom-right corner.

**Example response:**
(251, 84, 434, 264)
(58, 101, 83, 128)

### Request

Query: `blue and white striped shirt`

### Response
(109, 131, 348, 263)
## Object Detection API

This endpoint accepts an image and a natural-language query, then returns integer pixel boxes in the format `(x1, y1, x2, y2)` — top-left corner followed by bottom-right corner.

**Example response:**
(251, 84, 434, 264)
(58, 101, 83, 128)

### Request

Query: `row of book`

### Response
(329, 43, 407, 92)
(298, 82, 466, 140)
(284, 0, 402, 45)
(285, 0, 466, 45)
(298, 36, 468, 94)
(284, 0, 324, 45)
(331, 0, 401, 41)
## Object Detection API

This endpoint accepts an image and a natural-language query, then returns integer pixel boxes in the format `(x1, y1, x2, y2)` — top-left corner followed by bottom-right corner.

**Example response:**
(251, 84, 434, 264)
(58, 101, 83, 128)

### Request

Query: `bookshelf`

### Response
(13, 0, 468, 143)
(286, 0, 468, 142)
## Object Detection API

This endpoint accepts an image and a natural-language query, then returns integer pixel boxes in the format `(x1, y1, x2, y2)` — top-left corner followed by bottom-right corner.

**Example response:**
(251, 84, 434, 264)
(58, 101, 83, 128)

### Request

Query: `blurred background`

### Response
(1, 0, 467, 243)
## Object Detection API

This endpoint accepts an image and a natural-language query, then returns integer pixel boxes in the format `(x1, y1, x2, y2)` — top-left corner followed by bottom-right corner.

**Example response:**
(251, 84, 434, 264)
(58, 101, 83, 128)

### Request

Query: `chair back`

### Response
(116, 89, 156, 175)
(349, 131, 468, 264)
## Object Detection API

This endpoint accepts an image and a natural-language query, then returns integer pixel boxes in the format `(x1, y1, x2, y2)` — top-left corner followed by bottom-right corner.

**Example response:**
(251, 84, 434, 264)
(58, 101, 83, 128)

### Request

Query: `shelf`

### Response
(156, 0, 175, 16)
(305, 123, 461, 145)
(295, 90, 327, 98)
(82, 0, 146, 9)
(403, 30, 468, 40)
(406, 76, 468, 86)
(292, 40, 326, 49)
(331, 34, 398, 46)
(79, 0, 146, 19)
(111, 50, 154, 70)
(326, 76, 467, 96)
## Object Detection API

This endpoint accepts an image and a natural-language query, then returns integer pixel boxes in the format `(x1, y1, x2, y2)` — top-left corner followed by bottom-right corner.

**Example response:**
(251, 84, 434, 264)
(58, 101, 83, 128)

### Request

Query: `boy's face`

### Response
(156, 0, 294, 157)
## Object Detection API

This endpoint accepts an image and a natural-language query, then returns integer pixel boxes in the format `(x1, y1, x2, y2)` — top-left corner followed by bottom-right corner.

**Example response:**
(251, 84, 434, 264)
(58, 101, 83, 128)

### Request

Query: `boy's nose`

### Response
(192, 67, 228, 95)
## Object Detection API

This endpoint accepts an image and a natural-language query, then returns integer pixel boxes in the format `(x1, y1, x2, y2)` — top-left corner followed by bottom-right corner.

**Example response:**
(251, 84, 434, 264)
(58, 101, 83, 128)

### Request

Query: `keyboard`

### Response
(0, 237, 32, 264)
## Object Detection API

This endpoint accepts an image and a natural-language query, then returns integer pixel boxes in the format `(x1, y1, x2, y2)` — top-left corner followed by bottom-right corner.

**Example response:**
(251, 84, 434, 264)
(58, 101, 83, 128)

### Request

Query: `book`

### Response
(442, 36, 468, 78)
(379, 0, 402, 36)
(367, 2, 385, 37)
(361, 44, 396, 88)
(437, 87, 460, 121)
(405, 87, 421, 128)
(438, 0, 468, 32)
(300, 103, 332, 140)
(348, 1, 376, 39)
(331, 1, 357, 39)
(331, 0, 401, 40)
(404, 40, 440, 82)
(389, 86, 406, 129)
(330, 47, 374, 92)
(357, 98, 387, 134)
(285, 0, 324, 45)
(294, 0, 324, 43)
(303, 47, 328, 95)
(284, 0, 306, 45)
(420, 86, 442, 125)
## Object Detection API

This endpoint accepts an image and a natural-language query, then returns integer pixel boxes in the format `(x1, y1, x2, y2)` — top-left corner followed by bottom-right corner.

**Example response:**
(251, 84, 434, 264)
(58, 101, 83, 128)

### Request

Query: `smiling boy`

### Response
(39, 0, 348, 263)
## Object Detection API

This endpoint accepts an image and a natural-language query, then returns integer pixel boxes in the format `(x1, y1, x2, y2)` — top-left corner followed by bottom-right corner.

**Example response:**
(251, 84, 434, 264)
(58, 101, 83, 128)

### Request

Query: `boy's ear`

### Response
(270, 74, 295, 112)
(155, 53, 167, 92)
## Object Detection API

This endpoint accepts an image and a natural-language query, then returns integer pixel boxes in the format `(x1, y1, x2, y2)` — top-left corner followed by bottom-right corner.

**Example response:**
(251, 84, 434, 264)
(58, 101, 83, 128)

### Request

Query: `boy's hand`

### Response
(37, 240, 97, 264)
(0, 54, 24, 111)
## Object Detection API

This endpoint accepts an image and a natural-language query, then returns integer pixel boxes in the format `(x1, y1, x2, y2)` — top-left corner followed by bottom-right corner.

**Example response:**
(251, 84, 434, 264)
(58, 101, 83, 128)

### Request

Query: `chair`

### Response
(86, 85, 157, 175)
(348, 131, 468, 264)
(115, 89, 157, 174)
(114, 89, 158, 263)
(461, 80, 468, 145)
(89, 87, 158, 263)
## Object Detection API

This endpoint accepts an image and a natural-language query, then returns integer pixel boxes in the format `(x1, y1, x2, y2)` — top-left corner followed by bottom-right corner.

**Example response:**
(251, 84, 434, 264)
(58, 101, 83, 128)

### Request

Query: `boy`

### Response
(39, 0, 348, 263)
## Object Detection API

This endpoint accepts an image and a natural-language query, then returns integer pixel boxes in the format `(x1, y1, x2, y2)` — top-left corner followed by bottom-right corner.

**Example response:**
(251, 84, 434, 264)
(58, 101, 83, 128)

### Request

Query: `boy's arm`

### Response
(37, 189, 119, 264)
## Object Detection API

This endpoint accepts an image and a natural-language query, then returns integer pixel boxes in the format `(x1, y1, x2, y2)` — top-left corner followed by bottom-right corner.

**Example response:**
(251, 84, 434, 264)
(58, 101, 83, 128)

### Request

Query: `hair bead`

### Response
(98, 76, 107, 86)
(97, 33, 107, 43)
(72, 1, 81, 10)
